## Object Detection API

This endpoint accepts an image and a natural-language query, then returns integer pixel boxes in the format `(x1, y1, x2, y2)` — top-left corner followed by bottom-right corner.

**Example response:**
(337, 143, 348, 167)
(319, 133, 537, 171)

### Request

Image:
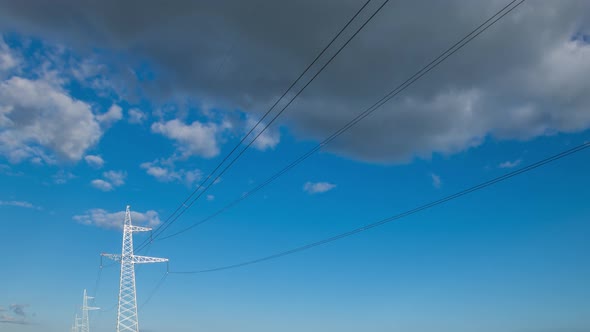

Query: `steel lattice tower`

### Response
(80, 289, 99, 332)
(102, 205, 168, 332)
(71, 315, 82, 332)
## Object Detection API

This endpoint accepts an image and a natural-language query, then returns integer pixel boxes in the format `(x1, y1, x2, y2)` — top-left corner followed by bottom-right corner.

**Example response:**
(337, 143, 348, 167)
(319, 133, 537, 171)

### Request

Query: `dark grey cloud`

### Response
(0, 304, 29, 325)
(0, 0, 589, 162)
(9, 304, 28, 317)
(0, 317, 27, 325)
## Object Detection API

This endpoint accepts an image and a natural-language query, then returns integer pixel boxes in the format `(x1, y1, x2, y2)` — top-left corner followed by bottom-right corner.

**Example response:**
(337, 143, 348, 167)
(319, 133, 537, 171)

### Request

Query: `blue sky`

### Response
(1, 1, 590, 331)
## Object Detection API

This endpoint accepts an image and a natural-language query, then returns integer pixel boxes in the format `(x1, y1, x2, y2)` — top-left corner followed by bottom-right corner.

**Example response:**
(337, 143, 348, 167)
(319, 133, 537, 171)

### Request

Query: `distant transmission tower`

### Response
(102, 205, 168, 332)
(80, 289, 99, 332)
(71, 314, 82, 332)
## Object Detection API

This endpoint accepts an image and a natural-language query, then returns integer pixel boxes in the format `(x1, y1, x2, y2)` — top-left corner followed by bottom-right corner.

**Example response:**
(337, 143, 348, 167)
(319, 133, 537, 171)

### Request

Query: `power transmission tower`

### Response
(71, 314, 82, 332)
(102, 205, 168, 332)
(80, 289, 99, 332)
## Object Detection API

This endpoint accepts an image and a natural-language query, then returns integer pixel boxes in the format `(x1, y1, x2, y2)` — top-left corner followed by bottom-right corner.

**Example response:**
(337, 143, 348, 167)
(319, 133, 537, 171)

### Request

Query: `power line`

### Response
(92, 266, 102, 298)
(90, 256, 118, 308)
(139, 273, 168, 311)
(168, 141, 590, 274)
(140, 0, 386, 248)
(136, 0, 390, 251)
(155, 0, 525, 242)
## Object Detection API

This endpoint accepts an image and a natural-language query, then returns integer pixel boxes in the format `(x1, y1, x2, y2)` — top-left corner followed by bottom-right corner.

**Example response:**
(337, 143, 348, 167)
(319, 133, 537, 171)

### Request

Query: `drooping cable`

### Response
(136, 0, 390, 250)
(157, 0, 525, 241)
(138, 273, 169, 311)
(169, 141, 590, 274)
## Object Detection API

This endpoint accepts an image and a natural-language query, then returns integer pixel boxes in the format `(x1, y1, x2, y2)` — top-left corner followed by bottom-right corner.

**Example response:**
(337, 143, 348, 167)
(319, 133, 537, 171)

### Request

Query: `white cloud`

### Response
(73, 208, 161, 229)
(498, 159, 522, 169)
(151, 119, 221, 159)
(183, 169, 202, 186)
(103, 170, 126, 186)
(70, 58, 104, 81)
(0, 200, 40, 210)
(140, 159, 202, 186)
(303, 181, 336, 194)
(67, 55, 122, 98)
(128, 108, 146, 124)
(91, 179, 113, 191)
(246, 117, 280, 151)
(0, 77, 102, 163)
(430, 173, 442, 189)
(206, 194, 215, 201)
(0, 36, 127, 167)
(53, 170, 76, 184)
(0, 164, 23, 176)
(91, 170, 126, 191)
(84, 155, 104, 168)
(96, 104, 123, 125)
(142, 163, 175, 181)
(0, 37, 19, 75)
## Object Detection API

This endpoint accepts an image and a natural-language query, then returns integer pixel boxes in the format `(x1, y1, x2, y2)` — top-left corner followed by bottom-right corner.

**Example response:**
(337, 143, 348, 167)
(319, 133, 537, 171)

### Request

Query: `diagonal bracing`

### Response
(102, 205, 168, 332)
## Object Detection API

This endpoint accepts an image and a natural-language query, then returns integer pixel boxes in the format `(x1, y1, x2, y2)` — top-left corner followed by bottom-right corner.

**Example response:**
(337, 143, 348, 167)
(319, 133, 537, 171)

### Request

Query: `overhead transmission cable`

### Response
(138, 272, 169, 311)
(139, 0, 386, 249)
(169, 141, 590, 274)
(136, 0, 389, 251)
(91, 256, 117, 307)
(156, 0, 526, 242)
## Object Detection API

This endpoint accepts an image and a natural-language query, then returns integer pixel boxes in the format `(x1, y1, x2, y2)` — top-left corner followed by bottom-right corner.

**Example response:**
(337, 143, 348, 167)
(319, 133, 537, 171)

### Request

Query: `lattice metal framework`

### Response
(102, 205, 168, 332)
(71, 315, 82, 332)
(80, 289, 99, 332)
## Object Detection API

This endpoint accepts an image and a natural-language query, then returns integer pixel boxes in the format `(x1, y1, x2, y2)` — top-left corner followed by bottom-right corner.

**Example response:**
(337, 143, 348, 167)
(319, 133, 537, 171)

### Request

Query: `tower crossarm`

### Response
(80, 289, 100, 332)
(105, 205, 169, 332)
(132, 255, 169, 264)
(128, 225, 152, 232)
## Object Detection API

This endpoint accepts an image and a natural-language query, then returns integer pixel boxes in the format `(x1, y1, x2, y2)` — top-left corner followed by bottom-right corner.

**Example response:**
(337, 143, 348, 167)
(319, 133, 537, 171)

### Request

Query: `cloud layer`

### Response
(0, 37, 123, 165)
(0, 1, 588, 164)
(303, 181, 336, 194)
(0, 76, 102, 163)
(151, 119, 224, 159)
(0, 304, 29, 325)
(430, 173, 442, 189)
(91, 170, 127, 191)
(498, 159, 522, 169)
(73, 208, 161, 229)
(141, 159, 202, 186)
(84, 155, 104, 168)
(0, 200, 39, 209)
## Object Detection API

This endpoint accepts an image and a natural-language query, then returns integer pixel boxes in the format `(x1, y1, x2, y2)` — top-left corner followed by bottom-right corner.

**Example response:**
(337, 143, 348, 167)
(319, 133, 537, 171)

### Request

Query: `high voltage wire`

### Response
(139, 0, 387, 250)
(90, 257, 119, 315)
(154, 0, 526, 242)
(139, 273, 169, 311)
(168, 141, 590, 274)
(136, 0, 389, 251)
(90, 0, 385, 314)
(92, 266, 102, 298)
